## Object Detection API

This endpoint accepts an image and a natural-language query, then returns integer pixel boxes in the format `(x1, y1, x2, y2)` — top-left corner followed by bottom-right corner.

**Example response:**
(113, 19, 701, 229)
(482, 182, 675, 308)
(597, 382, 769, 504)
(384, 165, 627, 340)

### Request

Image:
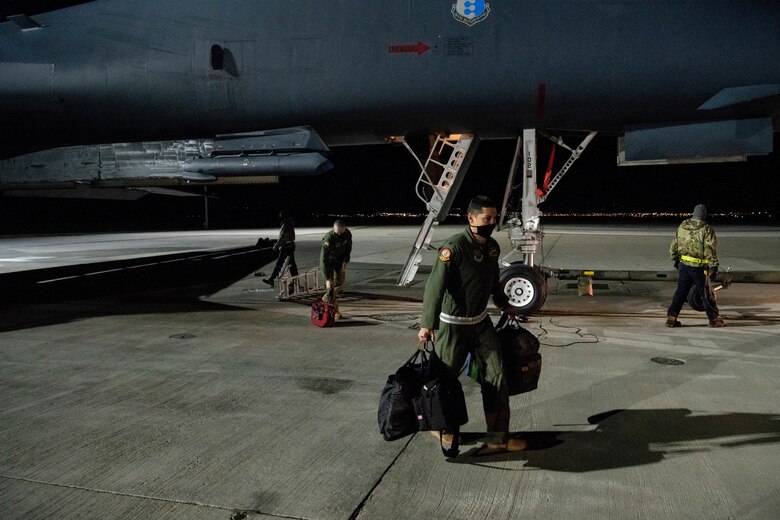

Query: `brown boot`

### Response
(486, 437, 528, 452)
(430, 430, 456, 449)
(709, 316, 725, 327)
(665, 315, 682, 328)
(482, 431, 527, 452)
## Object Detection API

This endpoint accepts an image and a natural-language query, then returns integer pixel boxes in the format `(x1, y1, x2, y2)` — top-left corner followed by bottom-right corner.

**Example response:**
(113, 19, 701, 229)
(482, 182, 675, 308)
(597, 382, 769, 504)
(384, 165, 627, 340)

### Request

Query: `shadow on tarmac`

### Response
(449, 408, 780, 472)
(330, 320, 380, 328)
(0, 245, 277, 332)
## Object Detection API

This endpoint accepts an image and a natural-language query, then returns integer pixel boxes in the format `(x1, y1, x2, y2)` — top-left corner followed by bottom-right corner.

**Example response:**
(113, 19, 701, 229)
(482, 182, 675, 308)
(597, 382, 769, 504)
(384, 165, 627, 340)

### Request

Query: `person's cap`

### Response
(692, 204, 707, 220)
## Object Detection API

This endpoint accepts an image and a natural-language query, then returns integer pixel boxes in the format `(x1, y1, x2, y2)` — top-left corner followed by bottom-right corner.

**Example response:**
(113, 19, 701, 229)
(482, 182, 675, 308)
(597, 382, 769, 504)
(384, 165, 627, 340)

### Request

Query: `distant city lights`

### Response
(312, 211, 774, 220)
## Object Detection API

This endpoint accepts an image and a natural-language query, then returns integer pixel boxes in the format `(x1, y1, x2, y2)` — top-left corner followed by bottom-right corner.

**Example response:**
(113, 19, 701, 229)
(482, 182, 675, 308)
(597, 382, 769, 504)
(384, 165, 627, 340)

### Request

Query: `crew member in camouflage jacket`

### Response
(666, 204, 724, 327)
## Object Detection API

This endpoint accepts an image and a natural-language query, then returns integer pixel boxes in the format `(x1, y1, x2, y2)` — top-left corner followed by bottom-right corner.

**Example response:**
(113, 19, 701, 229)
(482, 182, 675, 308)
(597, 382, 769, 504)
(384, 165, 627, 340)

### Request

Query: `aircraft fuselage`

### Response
(1, 0, 779, 152)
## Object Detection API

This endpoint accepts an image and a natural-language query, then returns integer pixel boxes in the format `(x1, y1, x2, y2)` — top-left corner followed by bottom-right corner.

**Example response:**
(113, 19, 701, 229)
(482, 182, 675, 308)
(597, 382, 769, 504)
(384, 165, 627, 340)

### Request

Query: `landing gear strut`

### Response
(498, 129, 597, 315)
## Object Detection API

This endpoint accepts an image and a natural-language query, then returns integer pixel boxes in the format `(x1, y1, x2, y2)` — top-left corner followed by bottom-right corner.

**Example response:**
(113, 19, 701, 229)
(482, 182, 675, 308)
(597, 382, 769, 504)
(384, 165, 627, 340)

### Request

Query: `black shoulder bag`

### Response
(412, 342, 469, 457)
(377, 347, 429, 441)
(496, 315, 542, 395)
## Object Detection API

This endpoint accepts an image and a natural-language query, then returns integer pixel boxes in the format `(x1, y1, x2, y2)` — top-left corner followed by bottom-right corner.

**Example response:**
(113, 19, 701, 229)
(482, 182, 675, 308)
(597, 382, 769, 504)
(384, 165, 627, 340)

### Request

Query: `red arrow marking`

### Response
(388, 41, 430, 55)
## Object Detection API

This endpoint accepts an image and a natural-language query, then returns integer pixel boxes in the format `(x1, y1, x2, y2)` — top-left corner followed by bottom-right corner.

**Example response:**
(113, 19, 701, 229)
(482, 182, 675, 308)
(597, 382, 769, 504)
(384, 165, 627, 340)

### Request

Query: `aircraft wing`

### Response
(0, 127, 335, 191)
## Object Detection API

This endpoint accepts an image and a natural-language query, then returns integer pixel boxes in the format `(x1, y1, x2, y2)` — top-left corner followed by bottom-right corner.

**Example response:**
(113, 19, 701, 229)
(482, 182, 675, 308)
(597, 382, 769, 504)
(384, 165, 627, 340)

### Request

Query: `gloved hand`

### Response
(673, 256, 680, 269)
(708, 266, 718, 281)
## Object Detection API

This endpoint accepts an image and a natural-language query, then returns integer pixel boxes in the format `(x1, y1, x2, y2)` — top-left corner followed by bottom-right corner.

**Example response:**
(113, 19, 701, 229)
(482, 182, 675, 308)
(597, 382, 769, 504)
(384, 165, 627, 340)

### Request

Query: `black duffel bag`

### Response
(466, 316, 542, 396)
(412, 344, 468, 432)
(412, 342, 468, 457)
(497, 315, 542, 395)
(377, 348, 429, 441)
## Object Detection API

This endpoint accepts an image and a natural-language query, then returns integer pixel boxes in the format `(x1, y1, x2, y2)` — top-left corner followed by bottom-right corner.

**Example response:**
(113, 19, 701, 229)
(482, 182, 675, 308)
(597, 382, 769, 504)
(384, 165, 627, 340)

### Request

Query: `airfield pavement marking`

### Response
(36, 275, 81, 283)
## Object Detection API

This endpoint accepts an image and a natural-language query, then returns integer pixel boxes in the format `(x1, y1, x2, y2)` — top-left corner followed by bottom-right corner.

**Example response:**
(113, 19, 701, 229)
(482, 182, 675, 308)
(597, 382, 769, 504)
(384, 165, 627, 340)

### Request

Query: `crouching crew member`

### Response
(320, 220, 352, 320)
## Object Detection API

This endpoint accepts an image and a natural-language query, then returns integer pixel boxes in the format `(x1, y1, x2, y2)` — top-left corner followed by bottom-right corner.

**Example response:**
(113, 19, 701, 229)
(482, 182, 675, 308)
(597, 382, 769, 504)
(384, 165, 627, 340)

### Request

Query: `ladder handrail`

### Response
(397, 134, 477, 286)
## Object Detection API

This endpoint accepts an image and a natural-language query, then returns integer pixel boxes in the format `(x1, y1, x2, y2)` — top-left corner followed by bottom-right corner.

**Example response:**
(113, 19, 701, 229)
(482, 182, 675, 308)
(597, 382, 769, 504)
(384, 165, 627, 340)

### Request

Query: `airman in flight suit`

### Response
(320, 220, 352, 319)
(418, 195, 525, 452)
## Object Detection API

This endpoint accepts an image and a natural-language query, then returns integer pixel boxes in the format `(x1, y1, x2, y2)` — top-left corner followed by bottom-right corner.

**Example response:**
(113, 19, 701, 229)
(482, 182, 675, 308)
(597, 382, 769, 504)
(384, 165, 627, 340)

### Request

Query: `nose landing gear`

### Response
(500, 263, 548, 316)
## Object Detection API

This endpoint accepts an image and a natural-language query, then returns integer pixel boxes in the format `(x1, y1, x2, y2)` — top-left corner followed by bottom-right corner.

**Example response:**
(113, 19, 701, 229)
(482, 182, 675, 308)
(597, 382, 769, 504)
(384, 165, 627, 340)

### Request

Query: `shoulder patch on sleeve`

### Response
(439, 247, 452, 262)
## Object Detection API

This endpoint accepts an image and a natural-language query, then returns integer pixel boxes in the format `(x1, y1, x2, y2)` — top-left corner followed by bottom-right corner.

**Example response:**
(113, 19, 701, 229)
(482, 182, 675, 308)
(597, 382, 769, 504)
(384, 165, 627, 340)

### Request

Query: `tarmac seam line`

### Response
(0, 473, 310, 519)
(348, 433, 417, 520)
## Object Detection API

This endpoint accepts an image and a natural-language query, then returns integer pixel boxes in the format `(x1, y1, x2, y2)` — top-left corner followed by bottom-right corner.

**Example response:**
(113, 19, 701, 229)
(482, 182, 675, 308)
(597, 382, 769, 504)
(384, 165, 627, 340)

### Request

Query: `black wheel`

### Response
(687, 286, 705, 312)
(687, 286, 707, 312)
(499, 263, 547, 316)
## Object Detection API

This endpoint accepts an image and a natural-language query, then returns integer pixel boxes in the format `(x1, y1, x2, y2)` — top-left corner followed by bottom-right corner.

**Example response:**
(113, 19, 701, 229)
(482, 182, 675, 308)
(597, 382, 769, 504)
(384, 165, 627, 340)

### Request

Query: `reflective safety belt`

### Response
(440, 309, 488, 325)
(681, 254, 708, 265)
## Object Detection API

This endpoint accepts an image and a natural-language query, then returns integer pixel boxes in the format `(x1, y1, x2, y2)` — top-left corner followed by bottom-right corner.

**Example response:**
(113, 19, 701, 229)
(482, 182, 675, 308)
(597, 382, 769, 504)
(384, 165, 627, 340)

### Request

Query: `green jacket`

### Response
(421, 227, 509, 330)
(670, 218, 718, 267)
(320, 229, 352, 274)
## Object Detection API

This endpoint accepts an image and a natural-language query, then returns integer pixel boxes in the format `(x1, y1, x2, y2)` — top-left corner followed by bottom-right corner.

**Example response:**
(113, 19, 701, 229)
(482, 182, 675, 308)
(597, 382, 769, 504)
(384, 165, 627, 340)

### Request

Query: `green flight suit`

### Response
(320, 229, 352, 303)
(421, 227, 511, 441)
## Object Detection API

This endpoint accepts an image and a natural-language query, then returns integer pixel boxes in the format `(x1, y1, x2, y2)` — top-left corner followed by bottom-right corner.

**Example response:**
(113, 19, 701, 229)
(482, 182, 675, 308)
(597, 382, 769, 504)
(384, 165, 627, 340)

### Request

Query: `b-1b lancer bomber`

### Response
(1, 0, 778, 312)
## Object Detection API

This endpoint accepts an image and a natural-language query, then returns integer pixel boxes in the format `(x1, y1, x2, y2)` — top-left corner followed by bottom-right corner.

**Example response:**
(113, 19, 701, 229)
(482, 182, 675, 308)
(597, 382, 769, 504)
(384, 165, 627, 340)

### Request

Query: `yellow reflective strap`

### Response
(681, 255, 707, 265)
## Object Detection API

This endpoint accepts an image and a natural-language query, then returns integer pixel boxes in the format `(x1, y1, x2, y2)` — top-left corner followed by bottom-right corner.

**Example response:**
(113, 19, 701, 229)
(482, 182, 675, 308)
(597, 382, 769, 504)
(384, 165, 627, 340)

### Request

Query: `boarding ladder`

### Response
(396, 134, 478, 286)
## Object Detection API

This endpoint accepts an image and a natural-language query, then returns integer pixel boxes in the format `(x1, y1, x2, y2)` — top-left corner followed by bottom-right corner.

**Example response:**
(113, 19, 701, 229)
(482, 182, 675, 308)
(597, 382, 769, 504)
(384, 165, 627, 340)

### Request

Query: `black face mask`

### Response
(473, 223, 495, 238)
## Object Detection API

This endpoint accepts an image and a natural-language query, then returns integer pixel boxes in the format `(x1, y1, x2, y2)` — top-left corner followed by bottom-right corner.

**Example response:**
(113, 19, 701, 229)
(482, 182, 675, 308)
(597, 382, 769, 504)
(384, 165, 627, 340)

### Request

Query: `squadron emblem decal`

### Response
(439, 248, 452, 263)
(452, 0, 491, 27)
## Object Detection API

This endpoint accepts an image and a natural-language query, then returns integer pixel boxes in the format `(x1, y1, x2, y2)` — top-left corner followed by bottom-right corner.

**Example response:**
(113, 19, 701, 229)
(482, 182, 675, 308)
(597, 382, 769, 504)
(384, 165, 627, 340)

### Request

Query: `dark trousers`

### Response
(269, 247, 298, 280)
(668, 264, 719, 320)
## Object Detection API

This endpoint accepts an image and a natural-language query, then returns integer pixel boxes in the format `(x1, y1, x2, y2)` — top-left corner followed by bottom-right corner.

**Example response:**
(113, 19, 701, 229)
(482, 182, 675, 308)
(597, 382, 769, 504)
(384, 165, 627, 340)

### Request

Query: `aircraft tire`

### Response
(499, 263, 547, 316)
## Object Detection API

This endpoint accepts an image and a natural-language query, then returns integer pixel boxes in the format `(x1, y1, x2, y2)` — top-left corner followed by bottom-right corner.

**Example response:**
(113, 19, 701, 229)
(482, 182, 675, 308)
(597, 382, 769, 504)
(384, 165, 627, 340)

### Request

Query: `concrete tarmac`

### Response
(1, 224, 779, 519)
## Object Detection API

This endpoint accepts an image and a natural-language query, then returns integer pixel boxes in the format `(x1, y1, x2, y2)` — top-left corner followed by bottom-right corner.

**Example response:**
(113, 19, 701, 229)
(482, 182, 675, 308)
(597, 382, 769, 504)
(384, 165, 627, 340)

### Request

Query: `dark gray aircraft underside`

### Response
(1, 0, 779, 187)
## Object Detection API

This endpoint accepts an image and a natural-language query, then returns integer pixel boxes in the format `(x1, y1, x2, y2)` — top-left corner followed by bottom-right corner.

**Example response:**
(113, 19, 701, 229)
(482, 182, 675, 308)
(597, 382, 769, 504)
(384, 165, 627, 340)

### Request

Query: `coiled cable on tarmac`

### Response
(535, 316, 601, 348)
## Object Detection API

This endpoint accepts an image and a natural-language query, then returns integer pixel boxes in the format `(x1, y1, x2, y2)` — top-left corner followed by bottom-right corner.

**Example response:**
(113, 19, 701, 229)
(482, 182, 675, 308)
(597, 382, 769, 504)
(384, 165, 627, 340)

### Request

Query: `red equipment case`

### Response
(311, 300, 336, 327)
